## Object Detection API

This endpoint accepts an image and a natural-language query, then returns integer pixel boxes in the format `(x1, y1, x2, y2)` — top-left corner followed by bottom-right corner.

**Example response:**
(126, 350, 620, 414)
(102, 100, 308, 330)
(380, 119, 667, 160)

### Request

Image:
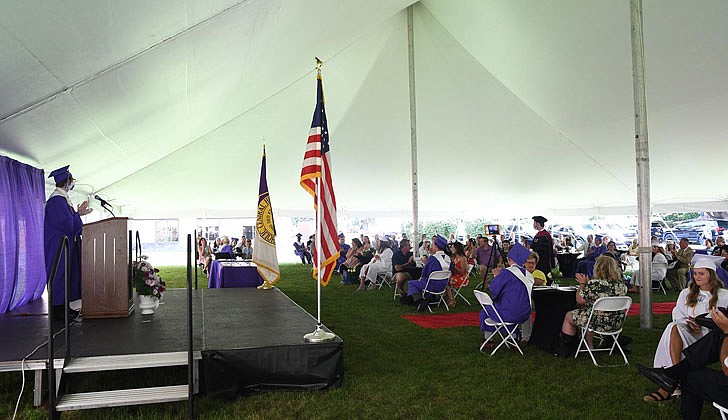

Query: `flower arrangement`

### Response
(133, 256, 166, 298)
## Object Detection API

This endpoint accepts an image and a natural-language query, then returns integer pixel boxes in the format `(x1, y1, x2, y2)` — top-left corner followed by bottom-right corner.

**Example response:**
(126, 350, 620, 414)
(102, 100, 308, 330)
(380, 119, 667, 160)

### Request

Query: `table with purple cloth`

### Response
(208, 260, 263, 288)
(529, 286, 578, 353)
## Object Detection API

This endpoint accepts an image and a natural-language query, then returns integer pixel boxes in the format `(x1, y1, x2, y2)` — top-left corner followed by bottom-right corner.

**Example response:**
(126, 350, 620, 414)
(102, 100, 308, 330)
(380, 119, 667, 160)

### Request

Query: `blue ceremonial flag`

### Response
(253, 145, 280, 285)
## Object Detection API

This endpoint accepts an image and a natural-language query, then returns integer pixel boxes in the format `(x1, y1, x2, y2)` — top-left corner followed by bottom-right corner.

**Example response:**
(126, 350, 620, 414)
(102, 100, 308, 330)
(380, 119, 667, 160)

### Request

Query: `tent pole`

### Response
(630, 0, 653, 329)
(407, 5, 420, 256)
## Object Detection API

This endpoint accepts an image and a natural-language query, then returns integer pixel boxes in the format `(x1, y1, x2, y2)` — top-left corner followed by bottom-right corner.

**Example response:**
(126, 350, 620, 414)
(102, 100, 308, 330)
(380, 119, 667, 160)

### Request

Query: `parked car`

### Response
(651, 220, 677, 242)
(672, 220, 728, 244)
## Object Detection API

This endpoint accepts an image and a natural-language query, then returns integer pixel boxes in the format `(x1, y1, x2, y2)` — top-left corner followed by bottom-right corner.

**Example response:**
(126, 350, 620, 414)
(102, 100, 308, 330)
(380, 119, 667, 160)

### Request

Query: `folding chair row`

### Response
(450, 264, 473, 306)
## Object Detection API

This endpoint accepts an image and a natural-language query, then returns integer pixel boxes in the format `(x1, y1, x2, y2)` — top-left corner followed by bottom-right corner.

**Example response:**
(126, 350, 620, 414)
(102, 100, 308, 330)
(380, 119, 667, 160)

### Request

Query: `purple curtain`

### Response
(0, 156, 46, 313)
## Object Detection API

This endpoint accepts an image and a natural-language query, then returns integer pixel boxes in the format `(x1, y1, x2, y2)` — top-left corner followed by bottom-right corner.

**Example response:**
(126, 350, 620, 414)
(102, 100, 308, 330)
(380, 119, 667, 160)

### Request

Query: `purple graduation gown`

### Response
(407, 252, 452, 297)
(44, 195, 83, 306)
(480, 266, 532, 332)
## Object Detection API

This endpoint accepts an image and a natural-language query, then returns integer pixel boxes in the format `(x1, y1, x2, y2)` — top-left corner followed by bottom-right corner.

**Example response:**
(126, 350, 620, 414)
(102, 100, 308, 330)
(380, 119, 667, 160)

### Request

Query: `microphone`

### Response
(94, 195, 111, 207)
(94, 195, 115, 217)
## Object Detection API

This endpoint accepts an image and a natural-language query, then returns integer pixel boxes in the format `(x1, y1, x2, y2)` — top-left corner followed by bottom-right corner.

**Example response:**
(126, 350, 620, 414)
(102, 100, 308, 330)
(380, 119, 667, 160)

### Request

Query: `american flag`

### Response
(300, 72, 339, 286)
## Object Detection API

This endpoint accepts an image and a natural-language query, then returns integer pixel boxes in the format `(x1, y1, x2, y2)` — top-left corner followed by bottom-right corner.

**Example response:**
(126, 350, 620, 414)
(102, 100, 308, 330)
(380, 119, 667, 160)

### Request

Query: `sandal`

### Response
(643, 391, 673, 404)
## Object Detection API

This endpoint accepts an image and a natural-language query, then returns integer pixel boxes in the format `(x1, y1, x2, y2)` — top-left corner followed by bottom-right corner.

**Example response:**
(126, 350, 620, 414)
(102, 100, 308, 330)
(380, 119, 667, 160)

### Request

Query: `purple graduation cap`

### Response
(508, 242, 531, 266)
(433, 235, 448, 250)
(48, 165, 72, 183)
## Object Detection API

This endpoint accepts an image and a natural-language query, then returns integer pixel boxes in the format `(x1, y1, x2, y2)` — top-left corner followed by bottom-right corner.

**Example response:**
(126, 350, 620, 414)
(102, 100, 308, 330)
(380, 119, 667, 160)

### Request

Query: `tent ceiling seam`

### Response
(419, 3, 635, 194)
(0, 0, 254, 126)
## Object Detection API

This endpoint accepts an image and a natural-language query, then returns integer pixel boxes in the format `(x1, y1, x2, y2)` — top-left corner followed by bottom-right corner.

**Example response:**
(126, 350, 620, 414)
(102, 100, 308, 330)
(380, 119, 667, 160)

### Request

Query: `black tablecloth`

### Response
(529, 288, 577, 352)
(556, 253, 580, 278)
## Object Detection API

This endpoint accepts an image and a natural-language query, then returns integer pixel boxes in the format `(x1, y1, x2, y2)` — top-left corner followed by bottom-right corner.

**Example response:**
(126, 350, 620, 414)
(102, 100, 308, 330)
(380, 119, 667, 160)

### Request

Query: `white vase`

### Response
(138, 295, 159, 322)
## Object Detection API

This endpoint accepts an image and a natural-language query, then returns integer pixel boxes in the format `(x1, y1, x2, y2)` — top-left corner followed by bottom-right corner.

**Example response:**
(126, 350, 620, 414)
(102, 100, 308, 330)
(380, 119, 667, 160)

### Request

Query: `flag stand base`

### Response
(303, 325, 337, 342)
(257, 282, 274, 290)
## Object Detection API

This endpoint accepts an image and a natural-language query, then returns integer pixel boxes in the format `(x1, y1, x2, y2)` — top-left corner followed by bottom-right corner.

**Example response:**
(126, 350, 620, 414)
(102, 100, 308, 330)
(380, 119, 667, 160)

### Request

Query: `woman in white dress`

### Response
(643, 255, 728, 403)
(357, 239, 393, 291)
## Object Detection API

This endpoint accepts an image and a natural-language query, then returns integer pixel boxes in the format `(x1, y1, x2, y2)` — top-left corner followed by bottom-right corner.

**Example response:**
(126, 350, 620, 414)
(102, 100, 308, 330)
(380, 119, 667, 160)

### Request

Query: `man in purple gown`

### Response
(44, 165, 92, 311)
(479, 242, 534, 346)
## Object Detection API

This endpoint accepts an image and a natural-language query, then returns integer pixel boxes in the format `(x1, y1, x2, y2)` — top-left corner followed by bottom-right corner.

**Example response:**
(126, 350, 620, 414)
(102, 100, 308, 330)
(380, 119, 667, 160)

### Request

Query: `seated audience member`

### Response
(556, 255, 628, 357)
(478, 242, 534, 349)
(714, 237, 727, 256)
(525, 252, 547, 286)
(520, 251, 546, 343)
(665, 240, 677, 262)
(341, 238, 364, 285)
(628, 239, 639, 256)
(213, 237, 222, 252)
(362, 235, 373, 253)
(630, 241, 668, 293)
(234, 234, 247, 252)
(475, 236, 501, 284)
(603, 240, 624, 277)
(464, 238, 477, 263)
(445, 241, 469, 307)
(575, 234, 606, 277)
(336, 233, 351, 272)
(717, 246, 728, 284)
(197, 237, 212, 274)
(576, 234, 594, 259)
(499, 240, 512, 264)
(358, 239, 393, 291)
(419, 239, 431, 258)
(667, 238, 695, 291)
(218, 236, 234, 258)
(704, 238, 715, 255)
(240, 238, 253, 259)
(636, 308, 728, 419)
(293, 233, 312, 264)
(407, 235, 452, 311)
(641, 255, 728, 403)
(563, 236, 575, 253)
(393, 239, 421, 295)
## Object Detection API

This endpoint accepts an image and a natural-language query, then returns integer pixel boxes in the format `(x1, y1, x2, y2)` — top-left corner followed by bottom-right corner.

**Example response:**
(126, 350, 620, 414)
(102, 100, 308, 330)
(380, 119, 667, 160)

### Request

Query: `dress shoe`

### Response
(636, 364, 677, 393)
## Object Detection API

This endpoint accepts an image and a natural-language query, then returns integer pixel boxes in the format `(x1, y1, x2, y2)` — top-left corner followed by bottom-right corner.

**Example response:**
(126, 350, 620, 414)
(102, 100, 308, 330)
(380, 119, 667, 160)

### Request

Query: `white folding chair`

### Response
(574, 296, 632, 367)
(422, 270, 451, 313)
(713, 402, 728, 420)
(473, 290, 523, 356)
(451, 264, 473, 306)
(376, 271, 393, 289)
(651, 275, 667, 295)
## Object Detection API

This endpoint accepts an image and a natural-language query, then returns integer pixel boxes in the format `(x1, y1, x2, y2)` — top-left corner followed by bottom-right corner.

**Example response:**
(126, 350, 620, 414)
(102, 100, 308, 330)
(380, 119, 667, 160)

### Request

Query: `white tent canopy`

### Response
(1, 0, 726, 219)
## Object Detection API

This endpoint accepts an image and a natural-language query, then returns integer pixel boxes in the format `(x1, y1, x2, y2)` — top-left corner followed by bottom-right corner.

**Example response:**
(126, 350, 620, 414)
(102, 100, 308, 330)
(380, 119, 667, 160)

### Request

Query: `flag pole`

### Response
(304, 58, 336, 343)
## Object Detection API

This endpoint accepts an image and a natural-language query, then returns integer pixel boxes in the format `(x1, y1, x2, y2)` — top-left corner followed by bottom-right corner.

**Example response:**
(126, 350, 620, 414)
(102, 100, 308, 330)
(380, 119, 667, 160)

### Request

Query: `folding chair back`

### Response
(575, 296, 632, 367)
(713, 402, 728, 420)
(651, 275, 667, 295)
(473, 290, 523, 356)
(422, 270, 451, 312)
(451, 264, 474, 305)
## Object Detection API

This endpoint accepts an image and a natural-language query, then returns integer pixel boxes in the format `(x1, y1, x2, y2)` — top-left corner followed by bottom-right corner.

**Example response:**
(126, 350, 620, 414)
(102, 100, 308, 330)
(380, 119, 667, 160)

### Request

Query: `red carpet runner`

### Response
(401, 302, 677, 329)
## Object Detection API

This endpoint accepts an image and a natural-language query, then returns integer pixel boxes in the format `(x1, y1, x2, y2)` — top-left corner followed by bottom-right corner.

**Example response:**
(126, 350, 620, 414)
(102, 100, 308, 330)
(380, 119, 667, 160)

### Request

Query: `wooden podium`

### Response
(81, 217, 134, 318)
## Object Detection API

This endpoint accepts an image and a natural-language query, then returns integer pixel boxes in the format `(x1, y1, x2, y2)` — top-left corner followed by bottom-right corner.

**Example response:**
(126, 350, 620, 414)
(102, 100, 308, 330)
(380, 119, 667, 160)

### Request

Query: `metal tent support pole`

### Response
(407, 5, 420, 256)
(630, 0, 653, 329)
(186, 234, 194, 419)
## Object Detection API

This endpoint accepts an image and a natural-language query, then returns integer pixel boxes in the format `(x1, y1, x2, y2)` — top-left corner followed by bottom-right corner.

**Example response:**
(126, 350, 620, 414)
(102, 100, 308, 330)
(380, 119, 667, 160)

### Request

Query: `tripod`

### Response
(476, 235, 503, 291)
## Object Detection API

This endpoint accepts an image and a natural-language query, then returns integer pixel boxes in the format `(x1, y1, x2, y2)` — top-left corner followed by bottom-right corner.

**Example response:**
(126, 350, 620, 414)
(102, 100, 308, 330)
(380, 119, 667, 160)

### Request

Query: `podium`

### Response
(81, 217, 134, 318)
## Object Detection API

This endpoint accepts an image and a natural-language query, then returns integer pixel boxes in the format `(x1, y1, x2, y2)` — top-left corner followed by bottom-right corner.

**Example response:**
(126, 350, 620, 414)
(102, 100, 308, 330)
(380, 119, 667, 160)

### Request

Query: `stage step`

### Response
(63, 352, 193, 373)
(56, 385, 188, 411)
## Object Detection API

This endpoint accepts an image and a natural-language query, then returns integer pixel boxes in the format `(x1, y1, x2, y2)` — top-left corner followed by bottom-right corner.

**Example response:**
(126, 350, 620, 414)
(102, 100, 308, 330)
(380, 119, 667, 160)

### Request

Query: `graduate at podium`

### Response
(44, 165, 92, 313)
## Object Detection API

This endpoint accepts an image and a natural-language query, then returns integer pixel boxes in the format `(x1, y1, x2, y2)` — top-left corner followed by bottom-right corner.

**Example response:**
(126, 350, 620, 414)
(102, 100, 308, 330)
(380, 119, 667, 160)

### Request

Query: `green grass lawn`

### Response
(1, 264, 720, 419)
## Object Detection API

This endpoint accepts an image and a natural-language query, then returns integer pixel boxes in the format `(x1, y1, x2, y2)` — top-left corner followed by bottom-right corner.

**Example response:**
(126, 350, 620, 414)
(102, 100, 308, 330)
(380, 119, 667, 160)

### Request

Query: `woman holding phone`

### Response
(643, 255, 728, 403)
